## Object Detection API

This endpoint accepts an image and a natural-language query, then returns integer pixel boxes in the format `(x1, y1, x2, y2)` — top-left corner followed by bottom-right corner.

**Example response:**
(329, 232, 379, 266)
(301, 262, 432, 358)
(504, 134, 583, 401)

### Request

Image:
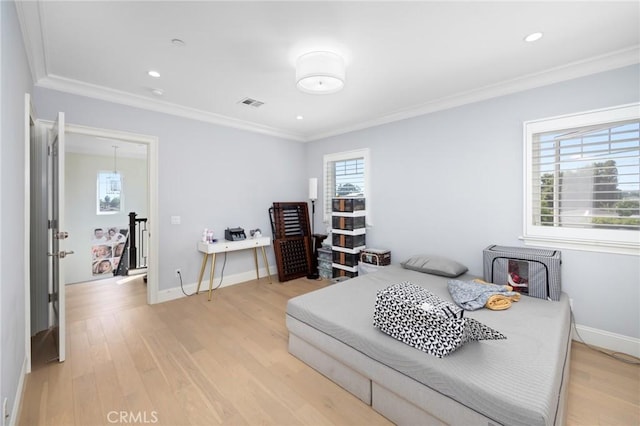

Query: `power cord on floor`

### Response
(178, 270, 195, 297)
(570, 308, 640, 365)
(212, 252, 227, 291)
(179, 253, 228, 298)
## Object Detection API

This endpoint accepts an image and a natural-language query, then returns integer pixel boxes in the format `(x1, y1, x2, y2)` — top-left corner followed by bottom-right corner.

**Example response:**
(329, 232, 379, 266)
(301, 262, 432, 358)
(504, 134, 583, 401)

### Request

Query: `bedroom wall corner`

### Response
(305, 64, 640, 352)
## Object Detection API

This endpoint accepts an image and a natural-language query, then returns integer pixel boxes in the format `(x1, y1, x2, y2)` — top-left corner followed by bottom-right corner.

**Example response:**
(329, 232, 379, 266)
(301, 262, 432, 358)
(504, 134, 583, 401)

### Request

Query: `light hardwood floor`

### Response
(18, 275, 639, 426)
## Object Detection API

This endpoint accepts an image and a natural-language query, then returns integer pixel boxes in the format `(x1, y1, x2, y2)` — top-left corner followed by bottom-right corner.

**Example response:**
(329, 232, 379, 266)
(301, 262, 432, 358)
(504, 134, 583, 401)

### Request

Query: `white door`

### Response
(49, 112, 71, 362)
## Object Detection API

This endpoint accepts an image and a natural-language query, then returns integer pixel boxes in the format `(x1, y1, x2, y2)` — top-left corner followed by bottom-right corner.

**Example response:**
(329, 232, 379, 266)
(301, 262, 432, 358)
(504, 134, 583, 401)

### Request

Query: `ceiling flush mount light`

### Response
(524, 32, 543, 42)
(296, 51, 345, 94)
(148, 70, 161, 78)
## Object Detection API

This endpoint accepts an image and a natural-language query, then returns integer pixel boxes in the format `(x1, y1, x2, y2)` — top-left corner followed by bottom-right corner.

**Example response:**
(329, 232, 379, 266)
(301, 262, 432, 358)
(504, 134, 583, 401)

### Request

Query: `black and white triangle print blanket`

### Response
(373, 281, 506, 358)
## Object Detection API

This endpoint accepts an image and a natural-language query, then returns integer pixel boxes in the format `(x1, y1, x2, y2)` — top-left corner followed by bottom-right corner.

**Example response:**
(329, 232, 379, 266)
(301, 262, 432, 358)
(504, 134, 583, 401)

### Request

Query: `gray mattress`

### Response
(286, 265, 571, 426)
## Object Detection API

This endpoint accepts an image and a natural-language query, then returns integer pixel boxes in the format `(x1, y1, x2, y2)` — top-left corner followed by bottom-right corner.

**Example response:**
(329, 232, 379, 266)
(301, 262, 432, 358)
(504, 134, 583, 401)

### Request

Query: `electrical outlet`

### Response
(175, 268, 181, 277)
(3, 397, 9, 426)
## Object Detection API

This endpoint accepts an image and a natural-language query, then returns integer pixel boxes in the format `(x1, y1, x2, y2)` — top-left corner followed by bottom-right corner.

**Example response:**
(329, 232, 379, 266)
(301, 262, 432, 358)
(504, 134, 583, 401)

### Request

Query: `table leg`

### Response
(196, 253, 209, 294)
(208, 253, 216, 301)
(253, 247, 260, 280)
(261, 246, 272, 284)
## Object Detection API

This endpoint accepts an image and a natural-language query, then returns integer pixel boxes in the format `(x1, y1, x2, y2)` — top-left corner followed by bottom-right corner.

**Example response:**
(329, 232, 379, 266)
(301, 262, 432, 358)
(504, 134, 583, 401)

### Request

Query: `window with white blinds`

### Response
(524, 103, 639, 255)
(323, 149, 370, 222)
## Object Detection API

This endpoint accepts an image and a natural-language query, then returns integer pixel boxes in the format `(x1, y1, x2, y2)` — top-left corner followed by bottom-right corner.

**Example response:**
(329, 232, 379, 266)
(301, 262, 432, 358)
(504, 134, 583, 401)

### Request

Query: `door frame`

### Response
(25, 120, 159, 369)
(24, 94, 35, 373)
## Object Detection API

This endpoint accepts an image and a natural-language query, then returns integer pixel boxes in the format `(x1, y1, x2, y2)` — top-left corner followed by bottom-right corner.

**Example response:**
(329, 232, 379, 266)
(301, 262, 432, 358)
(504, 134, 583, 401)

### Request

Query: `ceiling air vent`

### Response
(238, 97, 264, 108)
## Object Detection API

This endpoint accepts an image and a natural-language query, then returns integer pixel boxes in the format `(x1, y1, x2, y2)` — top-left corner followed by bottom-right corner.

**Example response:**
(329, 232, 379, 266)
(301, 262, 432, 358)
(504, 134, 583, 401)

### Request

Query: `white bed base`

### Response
(287, 315, 571, 426)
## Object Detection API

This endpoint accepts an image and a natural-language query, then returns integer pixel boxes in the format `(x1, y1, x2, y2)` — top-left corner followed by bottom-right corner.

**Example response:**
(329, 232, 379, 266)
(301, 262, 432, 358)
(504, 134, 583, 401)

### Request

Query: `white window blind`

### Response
(323, 149, 370, 222)
(524, 103, 640, 254)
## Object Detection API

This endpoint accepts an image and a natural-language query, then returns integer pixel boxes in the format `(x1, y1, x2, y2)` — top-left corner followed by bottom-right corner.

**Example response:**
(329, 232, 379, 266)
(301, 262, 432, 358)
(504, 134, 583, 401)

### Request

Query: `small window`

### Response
(97, 171, 123, 215)
(323, 149, 370, 223)
(524, 103, 639, 255)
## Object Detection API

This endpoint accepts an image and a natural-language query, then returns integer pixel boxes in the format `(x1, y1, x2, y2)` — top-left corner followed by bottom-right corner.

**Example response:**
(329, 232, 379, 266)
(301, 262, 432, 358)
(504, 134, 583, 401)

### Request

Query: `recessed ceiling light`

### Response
(524, 32, 543, 43)
(296, 115, 304, 120)
(148, 70, 161, 78)
(151, 88, 164, 96)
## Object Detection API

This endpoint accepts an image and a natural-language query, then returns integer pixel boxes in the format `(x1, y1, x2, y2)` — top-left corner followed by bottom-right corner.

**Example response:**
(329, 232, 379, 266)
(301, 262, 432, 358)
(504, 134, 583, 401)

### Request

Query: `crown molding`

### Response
(15, 0, 48, 83)
(35, 74, 307, 142)
(14, 2, 305, 141)
(307, 46, 640, 142)
(16, 1, 638, 144)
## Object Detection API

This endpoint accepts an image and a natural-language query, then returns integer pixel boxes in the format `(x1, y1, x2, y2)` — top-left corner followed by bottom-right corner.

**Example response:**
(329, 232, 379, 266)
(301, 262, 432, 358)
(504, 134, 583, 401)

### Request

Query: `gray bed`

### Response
(286, 265, 571, 426)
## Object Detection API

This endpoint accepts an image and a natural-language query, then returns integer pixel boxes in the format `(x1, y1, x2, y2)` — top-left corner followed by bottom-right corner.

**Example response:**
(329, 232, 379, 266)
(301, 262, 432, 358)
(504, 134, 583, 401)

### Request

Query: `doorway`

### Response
(28, 120, 159, 370)
(65, 134, 148, 285)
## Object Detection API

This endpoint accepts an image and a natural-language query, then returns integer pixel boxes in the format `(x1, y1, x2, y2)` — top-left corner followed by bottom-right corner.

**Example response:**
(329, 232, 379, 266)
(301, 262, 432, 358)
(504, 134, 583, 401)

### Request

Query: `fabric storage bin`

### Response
(331, 215, 366, 231)
(483, 245, 562, 301)
(332, 198, 365, 212)
(360, 248, 391, 266)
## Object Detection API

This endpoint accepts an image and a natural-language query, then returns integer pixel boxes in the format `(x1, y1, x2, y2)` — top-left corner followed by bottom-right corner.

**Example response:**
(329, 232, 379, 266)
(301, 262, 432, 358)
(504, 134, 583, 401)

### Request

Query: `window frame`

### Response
(323, 148, 371, 225)
(522, 103, 639, 255)
(97, 170, 124, 215)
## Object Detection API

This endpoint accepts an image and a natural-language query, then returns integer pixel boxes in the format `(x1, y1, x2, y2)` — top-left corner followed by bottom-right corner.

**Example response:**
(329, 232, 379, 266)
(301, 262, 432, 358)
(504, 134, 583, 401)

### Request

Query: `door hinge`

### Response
(48, 219, 57, 229)
(48, 293, 53, 303)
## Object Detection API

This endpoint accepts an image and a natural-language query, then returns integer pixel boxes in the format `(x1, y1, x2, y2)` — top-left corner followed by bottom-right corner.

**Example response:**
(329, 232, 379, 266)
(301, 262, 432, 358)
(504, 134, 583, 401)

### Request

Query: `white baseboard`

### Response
(573, 323, 640, 358)
(157, 265, 276, 304)
(8, 356, 28, 426)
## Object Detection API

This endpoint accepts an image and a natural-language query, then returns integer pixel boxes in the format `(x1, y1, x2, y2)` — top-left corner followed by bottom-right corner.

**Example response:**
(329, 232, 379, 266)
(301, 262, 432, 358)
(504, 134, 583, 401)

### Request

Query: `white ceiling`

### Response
(65, 133, 147, 159)
(16, 1, 640, 142)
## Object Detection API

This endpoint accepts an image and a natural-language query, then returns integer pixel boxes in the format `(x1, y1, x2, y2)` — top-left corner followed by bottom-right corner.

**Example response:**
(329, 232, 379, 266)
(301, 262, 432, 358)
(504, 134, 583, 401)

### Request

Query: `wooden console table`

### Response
(196, 236, 272, 301)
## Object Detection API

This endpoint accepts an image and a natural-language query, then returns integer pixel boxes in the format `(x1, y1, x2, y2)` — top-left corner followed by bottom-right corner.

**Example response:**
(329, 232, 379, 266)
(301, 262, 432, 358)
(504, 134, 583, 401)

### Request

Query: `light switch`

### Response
(170, 215, 181, 225)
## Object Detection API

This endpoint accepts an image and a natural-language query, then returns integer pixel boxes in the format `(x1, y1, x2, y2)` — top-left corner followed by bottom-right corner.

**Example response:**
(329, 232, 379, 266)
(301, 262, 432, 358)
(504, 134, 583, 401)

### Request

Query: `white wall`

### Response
(65, 152, 147, 284)
(33, 88, 308, 293)
(306, 64, 640, 343)
(0, 1, 32, 423)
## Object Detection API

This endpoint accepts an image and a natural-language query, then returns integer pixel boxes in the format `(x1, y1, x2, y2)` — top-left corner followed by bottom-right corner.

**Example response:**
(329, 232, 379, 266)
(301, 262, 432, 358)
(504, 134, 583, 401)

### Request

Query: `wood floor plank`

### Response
(18, 275, 639, 426)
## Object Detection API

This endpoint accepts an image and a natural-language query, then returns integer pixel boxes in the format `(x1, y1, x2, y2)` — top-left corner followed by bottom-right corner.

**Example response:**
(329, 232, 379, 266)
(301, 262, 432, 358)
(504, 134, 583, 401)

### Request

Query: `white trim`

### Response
(37, 121, 160, 305)
(14, 0, 47, 84)
(7, 356, 28, 426)
(573, 323, 640, 359)
(24, 94, 34, 375)
(309, 46, 640, 141)
(323, 148, 371, 225)
(14, 1, 638, 143)
(36, 74, 306, 142)
(520, 235, 640, 256)
(522, 103, 640, 256)
(156, 265, 276, 304)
